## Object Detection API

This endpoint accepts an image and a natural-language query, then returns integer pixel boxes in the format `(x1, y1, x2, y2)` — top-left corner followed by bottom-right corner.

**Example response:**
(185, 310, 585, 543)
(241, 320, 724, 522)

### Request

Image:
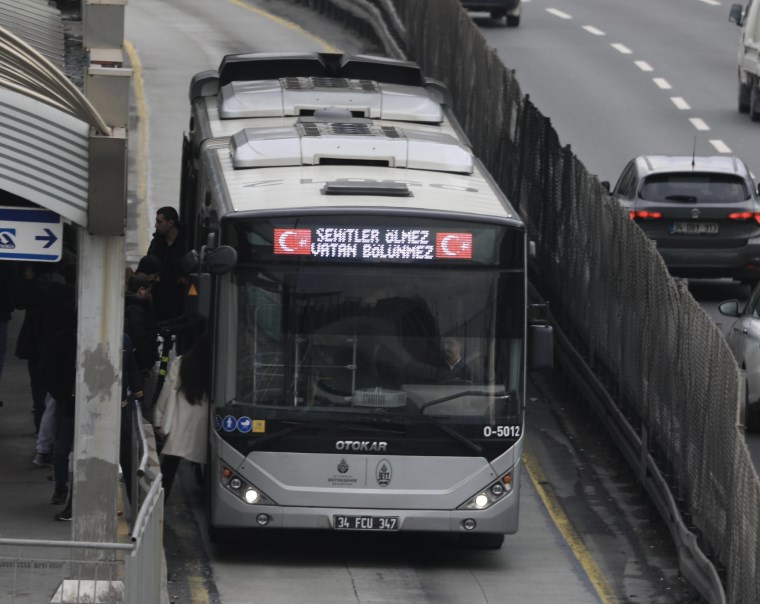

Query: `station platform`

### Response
(0, 311, 74, 542)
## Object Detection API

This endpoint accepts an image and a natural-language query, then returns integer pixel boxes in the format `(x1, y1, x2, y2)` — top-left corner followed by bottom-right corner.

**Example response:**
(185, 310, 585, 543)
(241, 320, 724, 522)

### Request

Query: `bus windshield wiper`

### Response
(419, 390, 510, 412)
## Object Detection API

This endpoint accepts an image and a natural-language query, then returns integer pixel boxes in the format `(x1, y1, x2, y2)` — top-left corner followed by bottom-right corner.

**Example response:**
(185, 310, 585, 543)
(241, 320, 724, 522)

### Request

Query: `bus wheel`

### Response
(460, 532, 505, 549)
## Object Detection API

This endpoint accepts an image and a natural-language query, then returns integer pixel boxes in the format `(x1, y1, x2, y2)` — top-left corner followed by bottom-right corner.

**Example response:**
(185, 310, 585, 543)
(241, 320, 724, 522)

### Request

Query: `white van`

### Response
(730, 1, 760, 120)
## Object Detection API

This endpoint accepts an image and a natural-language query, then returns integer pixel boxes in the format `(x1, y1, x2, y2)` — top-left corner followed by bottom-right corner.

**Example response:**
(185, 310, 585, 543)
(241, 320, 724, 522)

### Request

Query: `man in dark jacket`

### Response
(147, 207, 187, 322)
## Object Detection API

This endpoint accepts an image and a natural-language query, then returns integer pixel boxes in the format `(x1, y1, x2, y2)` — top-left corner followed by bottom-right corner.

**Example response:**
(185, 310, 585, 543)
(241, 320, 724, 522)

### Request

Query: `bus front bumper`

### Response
(210, 487, 520, 535)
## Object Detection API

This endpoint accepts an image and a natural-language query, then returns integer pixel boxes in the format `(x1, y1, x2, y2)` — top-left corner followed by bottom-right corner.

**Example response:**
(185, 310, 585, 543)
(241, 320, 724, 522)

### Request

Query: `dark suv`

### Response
(604, 155, 760, 283)
(460, 0, 521, 26)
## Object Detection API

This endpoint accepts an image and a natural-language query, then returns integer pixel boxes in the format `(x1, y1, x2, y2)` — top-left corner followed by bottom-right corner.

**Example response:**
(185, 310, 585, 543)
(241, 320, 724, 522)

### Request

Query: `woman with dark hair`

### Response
(153, 332, 212, 499)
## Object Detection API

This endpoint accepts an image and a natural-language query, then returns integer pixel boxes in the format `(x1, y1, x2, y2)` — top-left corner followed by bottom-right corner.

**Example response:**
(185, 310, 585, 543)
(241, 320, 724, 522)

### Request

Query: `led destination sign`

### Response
(273, 227, 473, 261)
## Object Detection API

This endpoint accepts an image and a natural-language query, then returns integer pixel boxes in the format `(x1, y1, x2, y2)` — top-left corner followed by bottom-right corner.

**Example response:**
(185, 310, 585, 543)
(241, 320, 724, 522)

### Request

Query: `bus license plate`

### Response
(670, 222, 718, 235)
(334, 515, 399, 531)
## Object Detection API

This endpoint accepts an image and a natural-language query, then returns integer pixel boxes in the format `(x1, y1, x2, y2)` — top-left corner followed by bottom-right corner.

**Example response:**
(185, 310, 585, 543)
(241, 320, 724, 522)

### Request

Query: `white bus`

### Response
(178, 52, 553, 547)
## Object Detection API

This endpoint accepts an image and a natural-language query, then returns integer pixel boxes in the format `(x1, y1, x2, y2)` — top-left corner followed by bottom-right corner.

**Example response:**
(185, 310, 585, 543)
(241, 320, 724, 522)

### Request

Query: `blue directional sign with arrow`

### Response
(0, 206, 62, 262)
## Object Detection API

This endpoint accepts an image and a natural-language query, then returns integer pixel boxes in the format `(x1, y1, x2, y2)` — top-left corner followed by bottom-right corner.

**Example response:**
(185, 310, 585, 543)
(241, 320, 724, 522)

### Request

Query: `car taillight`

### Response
(629, 210, 662, 220)
(728, 212, 760, 225)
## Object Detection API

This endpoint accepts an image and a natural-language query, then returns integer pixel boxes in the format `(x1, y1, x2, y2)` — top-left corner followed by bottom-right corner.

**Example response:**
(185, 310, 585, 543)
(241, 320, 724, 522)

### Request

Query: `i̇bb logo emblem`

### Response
(435, 232, 472, 259)
(274, 229, 312, 255)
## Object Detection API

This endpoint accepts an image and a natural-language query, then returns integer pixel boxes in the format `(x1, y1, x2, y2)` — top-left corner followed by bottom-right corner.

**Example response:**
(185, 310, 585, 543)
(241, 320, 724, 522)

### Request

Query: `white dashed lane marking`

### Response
(710, 140, 732, 153)
(653, 78, 672, 89)
(544, 8, 728, 148)
(582, 25, 605, 36)
(611, 43, 633, 54)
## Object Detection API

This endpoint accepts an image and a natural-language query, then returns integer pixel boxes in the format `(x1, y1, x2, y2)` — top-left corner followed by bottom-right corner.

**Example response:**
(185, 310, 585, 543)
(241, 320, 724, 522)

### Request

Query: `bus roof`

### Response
(191, 52, 522, 226)
(207, 147, 521, 223)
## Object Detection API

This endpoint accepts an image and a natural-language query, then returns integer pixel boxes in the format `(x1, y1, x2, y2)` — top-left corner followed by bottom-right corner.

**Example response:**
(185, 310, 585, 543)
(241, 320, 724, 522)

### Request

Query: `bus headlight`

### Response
(221, 466, 275, 505)
(458, 469, 514, 511)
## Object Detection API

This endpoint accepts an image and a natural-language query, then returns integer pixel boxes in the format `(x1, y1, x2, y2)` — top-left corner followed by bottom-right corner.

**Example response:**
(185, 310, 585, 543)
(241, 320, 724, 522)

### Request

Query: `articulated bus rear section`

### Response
(176, 52, 554, 547)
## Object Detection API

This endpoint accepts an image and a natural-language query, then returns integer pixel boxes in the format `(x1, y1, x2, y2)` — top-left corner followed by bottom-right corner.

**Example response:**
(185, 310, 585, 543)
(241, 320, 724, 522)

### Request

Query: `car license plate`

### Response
(670, 222, 719, 235)
(334, 515, 399, 531)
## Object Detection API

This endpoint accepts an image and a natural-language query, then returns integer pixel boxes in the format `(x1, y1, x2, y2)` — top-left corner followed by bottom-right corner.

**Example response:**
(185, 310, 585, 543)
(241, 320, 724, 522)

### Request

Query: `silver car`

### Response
(719, 286, 760, 430)
(460, 0, 521, 26)
(604, 155, 760, 285)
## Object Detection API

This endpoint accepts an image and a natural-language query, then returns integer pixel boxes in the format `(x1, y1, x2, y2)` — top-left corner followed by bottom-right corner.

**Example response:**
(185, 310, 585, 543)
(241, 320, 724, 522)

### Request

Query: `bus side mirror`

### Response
(529, 324, 554, 370)
(528, 302, 554, 370)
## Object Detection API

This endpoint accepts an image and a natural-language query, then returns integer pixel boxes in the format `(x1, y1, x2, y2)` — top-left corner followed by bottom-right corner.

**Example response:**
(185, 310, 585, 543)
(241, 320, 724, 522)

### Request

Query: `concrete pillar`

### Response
(73, 0, 131, 543)
(73, 233, 125, 542)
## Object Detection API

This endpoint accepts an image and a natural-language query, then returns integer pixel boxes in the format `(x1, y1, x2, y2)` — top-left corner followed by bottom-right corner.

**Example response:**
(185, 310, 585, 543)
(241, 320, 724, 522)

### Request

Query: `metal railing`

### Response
(0, 401, 164, 604)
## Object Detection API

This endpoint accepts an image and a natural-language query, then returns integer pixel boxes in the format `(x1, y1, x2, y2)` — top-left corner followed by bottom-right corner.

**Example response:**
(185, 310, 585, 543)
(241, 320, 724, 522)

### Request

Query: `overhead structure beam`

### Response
(0, 26, 111, 135)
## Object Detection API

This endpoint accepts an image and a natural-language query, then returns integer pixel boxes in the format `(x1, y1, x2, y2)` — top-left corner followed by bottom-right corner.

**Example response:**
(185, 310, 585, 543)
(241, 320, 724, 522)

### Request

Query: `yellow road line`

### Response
(123, 40, 150, 258)
(189, 576, 211, 604)
(522, 451, 618, 604)
(522, 451, 617, 604)
(228, 0, 341, 53)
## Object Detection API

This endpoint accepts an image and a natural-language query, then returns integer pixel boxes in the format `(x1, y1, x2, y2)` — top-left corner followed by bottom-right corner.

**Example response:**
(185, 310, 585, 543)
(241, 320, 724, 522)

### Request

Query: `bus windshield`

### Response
(226, 265, 524, 425)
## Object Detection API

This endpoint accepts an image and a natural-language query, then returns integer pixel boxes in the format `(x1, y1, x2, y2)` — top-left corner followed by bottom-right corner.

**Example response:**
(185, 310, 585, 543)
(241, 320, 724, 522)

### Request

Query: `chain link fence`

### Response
(285, 0, 760, 600)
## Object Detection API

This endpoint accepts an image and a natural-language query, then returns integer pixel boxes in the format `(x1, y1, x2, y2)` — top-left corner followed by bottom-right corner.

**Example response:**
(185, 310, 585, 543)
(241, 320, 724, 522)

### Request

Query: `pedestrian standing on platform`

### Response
(147, 207, 187, 322)
(124, 273, 158, 373)
(0, 261, 21, 408)
(40, 297, 77, 517)
(154, 332, 211, 499)
(14, 263, 60, 435)
(124, 273, 159, 416)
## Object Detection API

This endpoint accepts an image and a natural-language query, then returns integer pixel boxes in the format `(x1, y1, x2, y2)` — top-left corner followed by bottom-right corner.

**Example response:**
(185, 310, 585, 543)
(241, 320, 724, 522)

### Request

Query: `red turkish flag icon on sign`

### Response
(274, 229, 312, 255)
(435, 232, 473, 259)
